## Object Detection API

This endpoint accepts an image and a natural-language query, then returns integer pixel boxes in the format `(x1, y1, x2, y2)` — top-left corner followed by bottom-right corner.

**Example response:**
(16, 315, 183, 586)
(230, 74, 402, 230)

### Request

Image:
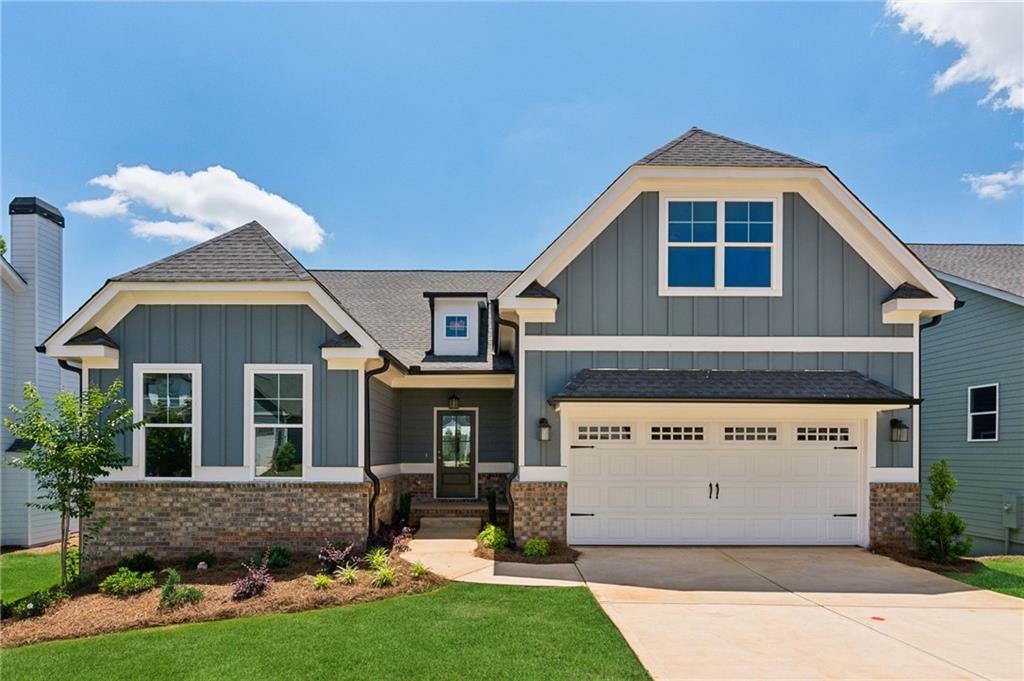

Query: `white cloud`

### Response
(67, 165, 324, 251)
(887, 1, 1024, 110)
(962, 167, 1024, 200)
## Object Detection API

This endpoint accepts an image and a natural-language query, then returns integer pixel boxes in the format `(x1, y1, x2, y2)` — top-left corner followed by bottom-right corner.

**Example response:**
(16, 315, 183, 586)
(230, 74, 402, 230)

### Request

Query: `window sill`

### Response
(658, 286, 783, 298)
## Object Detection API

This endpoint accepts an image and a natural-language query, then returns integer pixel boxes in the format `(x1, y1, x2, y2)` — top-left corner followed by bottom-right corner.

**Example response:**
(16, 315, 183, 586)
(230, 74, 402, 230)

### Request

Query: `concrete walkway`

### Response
(577, 547, 1024, 681)
(401, 520, 583, 587)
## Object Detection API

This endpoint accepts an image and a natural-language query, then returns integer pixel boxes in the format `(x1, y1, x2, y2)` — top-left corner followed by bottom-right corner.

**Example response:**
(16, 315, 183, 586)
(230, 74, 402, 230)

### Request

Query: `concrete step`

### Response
(418, 516, 483, 531)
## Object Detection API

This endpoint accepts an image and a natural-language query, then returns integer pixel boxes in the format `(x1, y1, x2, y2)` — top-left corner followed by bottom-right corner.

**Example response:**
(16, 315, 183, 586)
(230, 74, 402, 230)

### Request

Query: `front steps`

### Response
(410, 497, 509, 530)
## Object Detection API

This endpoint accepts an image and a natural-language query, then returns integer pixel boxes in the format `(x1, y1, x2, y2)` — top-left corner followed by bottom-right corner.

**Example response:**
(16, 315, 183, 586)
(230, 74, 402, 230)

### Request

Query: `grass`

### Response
(0, 551, 61, 604)
(942, 558, 1024, 599)
(1, 583, 648, 680)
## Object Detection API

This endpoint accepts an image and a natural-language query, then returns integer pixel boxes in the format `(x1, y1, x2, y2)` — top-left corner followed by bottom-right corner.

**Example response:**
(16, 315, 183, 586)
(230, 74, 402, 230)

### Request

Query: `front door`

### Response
(436, 410, 476, 498)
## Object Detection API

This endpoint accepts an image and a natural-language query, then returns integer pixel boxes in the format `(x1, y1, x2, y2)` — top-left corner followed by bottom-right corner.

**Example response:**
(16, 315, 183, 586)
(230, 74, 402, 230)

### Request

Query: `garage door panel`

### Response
(676, 455, 711, 477)
(644, 454, 676, 477)
(608, 486, 637, 508)
(572, 453, 603, 478)
(645, 486, 674, 508)
(608, 454, 637, 477)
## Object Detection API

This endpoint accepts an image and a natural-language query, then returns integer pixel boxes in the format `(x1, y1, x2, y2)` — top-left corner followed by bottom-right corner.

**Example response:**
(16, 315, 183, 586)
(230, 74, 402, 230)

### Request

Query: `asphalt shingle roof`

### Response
(883, 282, 935, 303)
(908, 244, 1024, 299)
(112, 221, 311, 282)
(310, 270, 519, 371)
(637, 128, 822, 168)
(551, 369, 917, 405)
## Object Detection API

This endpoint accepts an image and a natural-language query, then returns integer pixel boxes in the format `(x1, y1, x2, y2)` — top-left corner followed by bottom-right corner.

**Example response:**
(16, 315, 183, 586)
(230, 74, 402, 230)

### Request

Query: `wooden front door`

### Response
(436, 410, 476, 498)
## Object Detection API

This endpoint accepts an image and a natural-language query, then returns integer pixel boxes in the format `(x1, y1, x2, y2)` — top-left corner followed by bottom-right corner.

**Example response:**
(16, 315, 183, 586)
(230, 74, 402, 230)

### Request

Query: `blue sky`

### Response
(2, 2, 1021, 312)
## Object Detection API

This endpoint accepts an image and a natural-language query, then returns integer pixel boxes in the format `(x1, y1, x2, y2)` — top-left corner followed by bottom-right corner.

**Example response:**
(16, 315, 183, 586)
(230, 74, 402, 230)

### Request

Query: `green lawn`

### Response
(942, 558, 1024, 599)
(0, 551, 61, 604)
(1, 583, 649, 680)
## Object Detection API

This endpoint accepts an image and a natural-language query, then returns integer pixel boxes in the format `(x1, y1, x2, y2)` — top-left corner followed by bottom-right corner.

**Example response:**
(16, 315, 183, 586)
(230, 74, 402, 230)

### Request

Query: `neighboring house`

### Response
(1, 197, 70, 547)
(39, 128, 956, 568)
(909, 244, 1023, 555)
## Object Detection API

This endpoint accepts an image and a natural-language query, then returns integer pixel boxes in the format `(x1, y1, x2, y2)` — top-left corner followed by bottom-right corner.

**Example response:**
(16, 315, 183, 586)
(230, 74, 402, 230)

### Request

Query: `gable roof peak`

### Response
(637, 127, 822, 168)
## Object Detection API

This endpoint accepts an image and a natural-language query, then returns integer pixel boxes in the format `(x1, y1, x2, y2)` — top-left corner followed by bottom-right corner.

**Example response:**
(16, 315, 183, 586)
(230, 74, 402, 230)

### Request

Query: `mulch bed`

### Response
(474, 541, 579, 564)
(870, 546, 982, 573)
(0, 554, 444, 648)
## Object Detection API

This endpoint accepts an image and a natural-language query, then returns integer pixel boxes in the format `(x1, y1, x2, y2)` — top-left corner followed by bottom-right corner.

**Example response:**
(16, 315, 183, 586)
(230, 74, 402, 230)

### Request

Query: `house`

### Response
(909, 243, 1023, 555)
(1, 197, 71, 547)
(38, 128, 956, 568)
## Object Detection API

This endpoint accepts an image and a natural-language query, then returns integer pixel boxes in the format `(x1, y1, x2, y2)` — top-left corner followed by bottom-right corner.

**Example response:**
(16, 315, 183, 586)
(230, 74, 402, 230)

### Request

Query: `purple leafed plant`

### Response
(367, 526, 413, 553)
(317, 540, 357, 573)
(231, 552, 274, 600)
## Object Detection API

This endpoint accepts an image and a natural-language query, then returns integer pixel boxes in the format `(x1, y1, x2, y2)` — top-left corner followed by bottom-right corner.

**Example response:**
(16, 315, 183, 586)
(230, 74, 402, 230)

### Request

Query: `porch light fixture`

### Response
(448, 394, 460, 410)
(538, 418, 551, 442)
(889, 418, 909, 442)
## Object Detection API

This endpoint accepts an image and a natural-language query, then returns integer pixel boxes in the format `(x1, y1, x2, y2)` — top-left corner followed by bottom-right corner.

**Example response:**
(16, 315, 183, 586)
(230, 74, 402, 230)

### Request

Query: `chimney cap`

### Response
(9, 197, 64, 227)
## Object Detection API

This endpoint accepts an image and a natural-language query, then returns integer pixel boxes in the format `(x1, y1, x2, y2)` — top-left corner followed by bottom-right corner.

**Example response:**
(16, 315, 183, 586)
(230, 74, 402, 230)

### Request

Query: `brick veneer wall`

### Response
(83, 482, 369, 570)
(870, 482, 920, 550)
(510, 480, 567, 544)
(374, 476, 398, 529)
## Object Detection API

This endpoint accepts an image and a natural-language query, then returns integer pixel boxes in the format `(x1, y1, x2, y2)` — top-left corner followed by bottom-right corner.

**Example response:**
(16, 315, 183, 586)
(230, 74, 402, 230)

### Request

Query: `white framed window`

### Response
(576, 424, 633, 442)
(658, 195, 783, 297)
(723, 425, 778, 442)
(444, 314, 469, 338)
(967, 384, 998, 442)
(650, 425, 705, 442)
(244, 364, 313, 479)
(132, 364, 201, 479)
(795, 426, 851, 443)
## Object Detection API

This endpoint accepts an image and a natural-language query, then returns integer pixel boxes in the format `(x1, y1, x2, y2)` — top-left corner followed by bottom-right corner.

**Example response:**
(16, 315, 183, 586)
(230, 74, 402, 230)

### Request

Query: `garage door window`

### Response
(576, 424, 632, 442)
(723, 426, 777, 442)
(650, 425, 704, 442)
(796, 426, 850, 442)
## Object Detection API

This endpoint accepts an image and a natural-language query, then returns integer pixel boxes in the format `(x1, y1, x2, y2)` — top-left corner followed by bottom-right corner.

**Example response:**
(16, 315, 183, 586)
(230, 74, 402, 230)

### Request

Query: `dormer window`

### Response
(445, 315, 469, 338)
(426, 293, 487, 357)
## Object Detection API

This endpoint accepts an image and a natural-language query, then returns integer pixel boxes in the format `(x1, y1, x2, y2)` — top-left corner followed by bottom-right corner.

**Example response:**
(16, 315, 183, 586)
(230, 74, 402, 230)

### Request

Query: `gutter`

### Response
(496, 314, 519, 542)
(364, 353, 391, 539)
(919, 298, 965, 331)
(59, 360, 83, 395)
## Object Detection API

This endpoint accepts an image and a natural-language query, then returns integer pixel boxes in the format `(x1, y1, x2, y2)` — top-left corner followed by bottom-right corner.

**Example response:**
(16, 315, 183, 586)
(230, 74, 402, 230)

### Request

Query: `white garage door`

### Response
(568, 420, 861, 545)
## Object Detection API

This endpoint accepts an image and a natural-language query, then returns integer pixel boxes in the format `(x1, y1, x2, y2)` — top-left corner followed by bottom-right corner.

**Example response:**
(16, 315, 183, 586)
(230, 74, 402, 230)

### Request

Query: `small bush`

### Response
(523, 538, 549, 557)
(371, 564, 397, 588)
(367, 525, 413, 553)
(311, 573, 332, 590)
(485, 488, 498, 526)
(335, 565, 358, 585)
(184, 550, 216, 570)
(231, 553, 273, 600)
(478, 524, 508, 550)
(246, 546, 292, 570)
(66, 547, 81, 584)
(158, 569, 203, 609)
(5, 588, 67, 619)
(909, 459, 973, 563)
(398, 492, 413, 524)
(272, 441, 297, 474)
(99, 568, 157, 598)
(411, 561, 429, 579)
(118, 551, 158, 573)
(317, 540, 356, 574)
(365, 546, 390, 570)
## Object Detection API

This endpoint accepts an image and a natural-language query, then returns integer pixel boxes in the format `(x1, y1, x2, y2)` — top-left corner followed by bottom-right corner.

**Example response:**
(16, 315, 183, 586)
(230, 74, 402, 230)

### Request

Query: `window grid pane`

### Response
(668, 247, 715, 287)
(650, 425, 704, 442)
(445, 315, 469, 338)
(724, 426, 778, 442)
(577, 425, 633, 441)
(668, 201, 716, 244)
(724, 247, 772, 288)
(253, 372, 304, 425)
(796, 426, 850, 442)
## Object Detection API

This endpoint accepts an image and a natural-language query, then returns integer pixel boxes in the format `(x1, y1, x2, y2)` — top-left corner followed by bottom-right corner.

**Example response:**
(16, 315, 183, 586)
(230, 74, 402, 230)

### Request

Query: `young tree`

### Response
(908, 459, 973, 563)
(5, 380, 140, 586)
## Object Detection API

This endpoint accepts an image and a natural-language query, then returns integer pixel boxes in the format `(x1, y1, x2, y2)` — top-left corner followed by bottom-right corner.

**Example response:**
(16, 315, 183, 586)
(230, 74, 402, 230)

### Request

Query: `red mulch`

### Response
(474, 541, 579, 564)
(0, 554, 444, 648)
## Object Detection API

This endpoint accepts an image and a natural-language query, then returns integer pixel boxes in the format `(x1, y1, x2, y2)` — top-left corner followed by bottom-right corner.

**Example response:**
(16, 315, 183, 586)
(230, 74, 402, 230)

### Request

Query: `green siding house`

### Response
(911, 244, 1024, 555)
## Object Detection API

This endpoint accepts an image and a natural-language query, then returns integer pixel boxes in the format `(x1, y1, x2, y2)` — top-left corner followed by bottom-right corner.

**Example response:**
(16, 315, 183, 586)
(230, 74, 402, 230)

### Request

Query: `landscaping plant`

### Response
(908, 459, 973, 563)
(271, 441, 297, 474)
(158, 568, 204, 609)
(411, 561, 429, 579)
(367, 525, 413, 552)
(335, 565, 358, 585)
(119, 551, 158, 573)
(311, 573, 332, 590)
(231, 553, 273, 600)
(478, 524, 508, 550)
(99, 568, 158, 598)
(371, 564, 397, 588)
(184, 550, 216, 570)
(485, 488, 498, 526)
(4, 380, 141, 587)
(317, 540, 356, 574)
(365, 546, 390, 570)
(246, 546, 292, 570)
(523, 538, 549, 558)
(3, 587, 68, 619)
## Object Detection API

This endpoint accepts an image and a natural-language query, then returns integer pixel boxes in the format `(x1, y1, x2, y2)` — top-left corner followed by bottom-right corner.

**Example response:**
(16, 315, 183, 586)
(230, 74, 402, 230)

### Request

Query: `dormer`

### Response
(424, 292, 488, 358)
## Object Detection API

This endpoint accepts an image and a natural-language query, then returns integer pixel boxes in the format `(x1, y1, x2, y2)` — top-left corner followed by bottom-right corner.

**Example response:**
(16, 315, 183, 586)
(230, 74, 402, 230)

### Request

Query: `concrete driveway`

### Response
(576, 547, 1023, 681)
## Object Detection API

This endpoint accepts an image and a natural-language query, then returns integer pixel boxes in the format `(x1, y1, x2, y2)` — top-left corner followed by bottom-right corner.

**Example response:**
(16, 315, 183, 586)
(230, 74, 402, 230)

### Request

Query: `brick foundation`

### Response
(510, 480, 567, 544)
(373, 476, 398, 530)
(870, 482, 920, 550)
(83, 482, 370, 570)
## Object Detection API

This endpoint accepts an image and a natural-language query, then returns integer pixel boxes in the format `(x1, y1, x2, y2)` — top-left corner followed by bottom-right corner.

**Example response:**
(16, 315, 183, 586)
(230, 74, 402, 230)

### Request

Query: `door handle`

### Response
(708, 483, 713, 499)
(570, 512, 595, 517)
(833, 446, 857, 450)
(833, 513, 857, 517)
(715, 483, 720, 499)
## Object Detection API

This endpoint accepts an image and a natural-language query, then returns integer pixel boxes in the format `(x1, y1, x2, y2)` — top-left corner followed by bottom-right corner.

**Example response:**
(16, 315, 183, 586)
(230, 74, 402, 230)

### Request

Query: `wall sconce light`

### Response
(448, 394, 460, 410)
(538, 417, 551, 442)
(890, 418, 909, 442)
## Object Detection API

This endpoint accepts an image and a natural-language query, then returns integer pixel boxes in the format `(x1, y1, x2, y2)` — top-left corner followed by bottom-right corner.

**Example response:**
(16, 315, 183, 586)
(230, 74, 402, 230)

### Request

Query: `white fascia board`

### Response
(556, 402, 890, 419)
(499, 165, 955, 310)
(934, 271, 1024, 307)
(523, 334, 917, 354)
(47, 345, 119, 361)
(386, 373, 514, 389)
(1, 258, 27, 292)
(881, 297, 948, 324)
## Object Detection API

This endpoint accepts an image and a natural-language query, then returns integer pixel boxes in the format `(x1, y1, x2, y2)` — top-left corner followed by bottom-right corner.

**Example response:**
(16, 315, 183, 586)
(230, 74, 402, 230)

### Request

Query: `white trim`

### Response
(522, 334, 917, 353)
(132, 363, 202, 480)
(658, 195, 783, 297)
(518, 465, 569, 482)
(1, 258, 27, 293)
(443, 314, 470, 339)
(371, 461, 514, 478)
(967, 383, 999, 442)
(357, 364, 366, 468)
(383, 373, 514, 389)
(243, 364, 314, 480)
(303, 467, 366, 483)
(934, 271, 1024, 307)
(432, 406, 480, 499)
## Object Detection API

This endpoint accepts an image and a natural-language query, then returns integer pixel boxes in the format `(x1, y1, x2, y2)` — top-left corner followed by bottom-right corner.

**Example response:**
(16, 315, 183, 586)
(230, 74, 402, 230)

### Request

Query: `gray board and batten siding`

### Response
(91, 304, 359, 468)
(523, 191, 915, 468)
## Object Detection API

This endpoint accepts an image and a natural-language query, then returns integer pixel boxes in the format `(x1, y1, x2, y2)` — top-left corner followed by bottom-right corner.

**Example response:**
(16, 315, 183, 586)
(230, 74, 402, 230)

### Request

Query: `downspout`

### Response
(496, 314, 519, 542)
(58, 359, 83, 395)
(364, 353, 391, 539)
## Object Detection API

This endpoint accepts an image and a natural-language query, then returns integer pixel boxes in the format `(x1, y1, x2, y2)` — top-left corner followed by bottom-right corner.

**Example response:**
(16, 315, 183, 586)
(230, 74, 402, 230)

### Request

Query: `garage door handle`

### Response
(570, 445, 595, 449)
(708, 483, 713, 499)
(833, 446, 857, 450)
(715, 482, 719, 499)
(833, 513, 857, 517)
(570, 513, 595, 517)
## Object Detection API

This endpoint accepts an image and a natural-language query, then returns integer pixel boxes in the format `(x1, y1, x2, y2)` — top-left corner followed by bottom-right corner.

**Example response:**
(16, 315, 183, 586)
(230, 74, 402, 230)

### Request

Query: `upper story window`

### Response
(967, 384, 998, 442)
(659, 196, 782, 297)
(445, 315, 469, 338)
(245, 365, 312, 478)
(133, 364, 201, 479)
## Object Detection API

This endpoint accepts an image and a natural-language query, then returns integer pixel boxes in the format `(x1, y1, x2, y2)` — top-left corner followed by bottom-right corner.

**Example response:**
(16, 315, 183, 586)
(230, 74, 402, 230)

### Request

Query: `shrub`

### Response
(99, 568, 157, 598)
(371, 564, 397, 588)
(66, 547, 81, 584)
(5, 587, 68, 619)
(411, 561, 429, 579)
(158, 569, 203, 609)
(367, 525, 413, 553)
(272, 441, 297, 474)
(184, 550, 216, 570)
(485, 488, 498, 526)
(311, 573, 332, 590)
(317, 540, 356, 574)
(523, 538, 549, 557)
(398, 492, 413, 524)
(231, 554, 273, 600)
(478, 524, 508, 550)
(365, 546, 390, 570)
(246, 546, 292, 570)
(118, 551, 158, 573)
(335, 565, 358, 585)
(909, 459, 973, 563)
